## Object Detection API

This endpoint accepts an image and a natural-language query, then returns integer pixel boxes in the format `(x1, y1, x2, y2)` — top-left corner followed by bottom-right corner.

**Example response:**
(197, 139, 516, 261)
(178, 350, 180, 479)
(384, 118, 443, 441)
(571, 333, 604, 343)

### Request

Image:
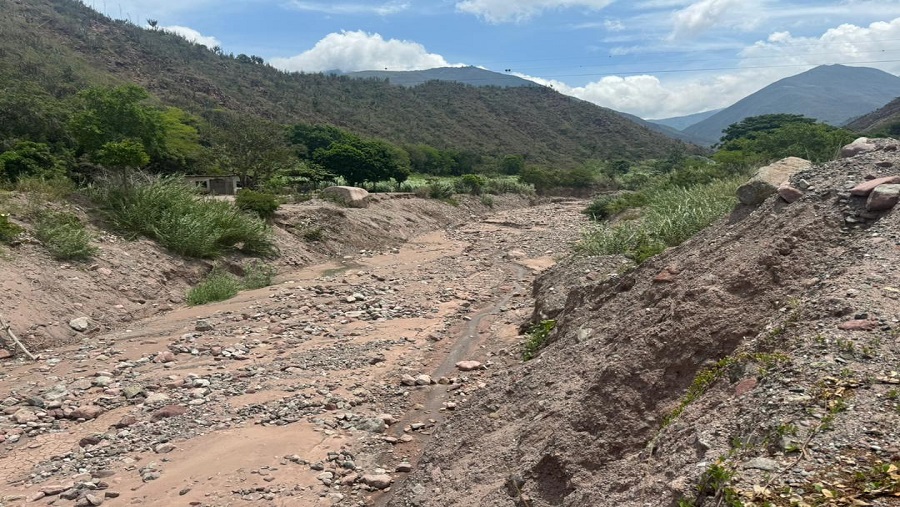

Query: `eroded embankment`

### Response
(387, 147, 900, 506)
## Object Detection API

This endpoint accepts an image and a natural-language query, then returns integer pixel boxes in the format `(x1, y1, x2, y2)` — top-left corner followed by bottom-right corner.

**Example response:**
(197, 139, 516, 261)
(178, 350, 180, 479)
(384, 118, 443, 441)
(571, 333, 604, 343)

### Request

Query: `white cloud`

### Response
(160, 25, 221, 48)
(517, 17, 900, 119)
(269, 31, 461, 73)
(285, 1, 409, 15)
(669, 0, 757, 40)
(455, 0, 615, 23)
(82, 0, 218, 19)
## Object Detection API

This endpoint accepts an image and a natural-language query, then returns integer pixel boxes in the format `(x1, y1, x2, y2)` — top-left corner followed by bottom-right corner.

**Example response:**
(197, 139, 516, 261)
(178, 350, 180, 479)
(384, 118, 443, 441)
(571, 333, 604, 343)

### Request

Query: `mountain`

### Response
(0, 0, 688, 167)
(648, 109, 722, 131)
(345, 66, 540, 88)
(684, 65, 900, 145)
(616, 112, 711, 147)
(845, 96, 900, 134)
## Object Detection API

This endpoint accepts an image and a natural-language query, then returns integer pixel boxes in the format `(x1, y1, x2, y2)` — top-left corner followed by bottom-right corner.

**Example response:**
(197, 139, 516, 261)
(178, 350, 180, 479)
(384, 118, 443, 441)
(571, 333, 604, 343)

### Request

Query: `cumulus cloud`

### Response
(518, 17, 900, 118)
(161, 25, 221, 48)
(456, 0, 615, 23)
(668, 0, 757, 40)
(270, 31, 461, 73)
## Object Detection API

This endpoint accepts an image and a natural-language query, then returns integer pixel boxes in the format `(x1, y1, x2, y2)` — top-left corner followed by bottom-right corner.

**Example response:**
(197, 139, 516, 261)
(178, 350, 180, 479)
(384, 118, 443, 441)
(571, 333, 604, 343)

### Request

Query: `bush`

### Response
(34, 211, 96, 260)
(584, 192, 649, 221)
(243, 260, 276, 289)
(0, 214, 23, 244)
(483, 177, 535, 196)
(455, 174, 486, 195)
(579, 177, 742, 263)
(523, 320, 556, 360)
(235, 189, 280, 220)
(15, 176, 75, 200)
(91, 176, 274, 259)
(186, 269, 242, 306)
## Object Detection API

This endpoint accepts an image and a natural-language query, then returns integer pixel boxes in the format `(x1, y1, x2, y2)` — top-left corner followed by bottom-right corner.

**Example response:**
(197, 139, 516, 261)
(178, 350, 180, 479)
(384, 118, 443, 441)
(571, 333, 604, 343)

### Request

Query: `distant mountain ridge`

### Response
(684, 65, 900, 145)
(845, 96, 900, 134)
(345, 66, 540, 88)
(649, 109, 722, 131)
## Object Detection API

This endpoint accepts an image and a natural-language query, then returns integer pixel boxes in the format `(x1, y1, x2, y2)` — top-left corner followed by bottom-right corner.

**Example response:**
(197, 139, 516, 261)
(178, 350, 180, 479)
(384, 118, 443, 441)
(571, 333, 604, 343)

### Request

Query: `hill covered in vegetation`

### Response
(0, 0, 687, 170)
(845, 96, 900, 135)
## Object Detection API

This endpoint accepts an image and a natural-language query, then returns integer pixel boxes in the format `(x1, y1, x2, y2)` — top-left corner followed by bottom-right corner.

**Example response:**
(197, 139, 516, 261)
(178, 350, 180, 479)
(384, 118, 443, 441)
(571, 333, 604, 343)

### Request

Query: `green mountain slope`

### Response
(344, 66, 540, 88)
(0, 0, 687, 167)
(684, 65, 900, 145)
(845, 96, 900, 134)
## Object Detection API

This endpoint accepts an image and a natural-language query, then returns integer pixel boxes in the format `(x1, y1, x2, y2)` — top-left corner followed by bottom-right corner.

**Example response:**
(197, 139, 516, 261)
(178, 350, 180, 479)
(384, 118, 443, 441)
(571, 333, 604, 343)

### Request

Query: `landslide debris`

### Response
(387, 142, 900, 506)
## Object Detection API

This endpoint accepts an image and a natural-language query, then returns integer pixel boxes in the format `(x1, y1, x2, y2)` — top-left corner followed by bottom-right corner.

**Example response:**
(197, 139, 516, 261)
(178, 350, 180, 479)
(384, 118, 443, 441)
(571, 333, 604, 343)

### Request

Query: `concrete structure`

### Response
(184, 175, 241, 196)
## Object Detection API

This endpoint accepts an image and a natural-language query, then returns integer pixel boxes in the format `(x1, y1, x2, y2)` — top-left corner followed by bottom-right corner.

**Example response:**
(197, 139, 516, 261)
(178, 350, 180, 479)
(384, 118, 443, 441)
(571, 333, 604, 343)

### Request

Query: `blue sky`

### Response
(84, 0, 900, 119)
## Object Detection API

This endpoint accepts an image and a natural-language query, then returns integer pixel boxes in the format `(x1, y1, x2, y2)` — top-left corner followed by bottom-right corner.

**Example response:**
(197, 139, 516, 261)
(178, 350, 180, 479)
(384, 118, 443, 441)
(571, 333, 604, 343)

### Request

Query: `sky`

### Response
(81, 0, 900, 120)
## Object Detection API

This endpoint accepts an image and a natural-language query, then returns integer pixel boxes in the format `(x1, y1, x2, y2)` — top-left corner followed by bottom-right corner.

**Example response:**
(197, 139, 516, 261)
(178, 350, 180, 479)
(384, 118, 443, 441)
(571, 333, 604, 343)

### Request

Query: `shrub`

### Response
(90, 176, 274, 259)
(243, 260, 276, 289)
(186, 269, 242, 306)
(456, 174, 486, 195)
(523, 320, 556, 360)
(15, 176, 75, 201)
(480, 195, 495, 208)
(584, 191, 649, 221)
(483, 178, 535, 196)
(235, 189, 280, 220)
(427, 181, 455, 199)
(579, 176, 741, 263)
(0, 214, 23, 244)
(302, 227, 324, 242)
(34, 211, 96, 260)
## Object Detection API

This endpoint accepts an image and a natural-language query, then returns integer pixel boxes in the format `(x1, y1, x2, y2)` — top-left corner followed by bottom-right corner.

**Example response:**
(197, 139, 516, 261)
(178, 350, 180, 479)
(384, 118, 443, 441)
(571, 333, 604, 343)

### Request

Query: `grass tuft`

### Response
(33, 211, 96, 260)
(523, 320, 556, 360)
(186, 269, 242, 306)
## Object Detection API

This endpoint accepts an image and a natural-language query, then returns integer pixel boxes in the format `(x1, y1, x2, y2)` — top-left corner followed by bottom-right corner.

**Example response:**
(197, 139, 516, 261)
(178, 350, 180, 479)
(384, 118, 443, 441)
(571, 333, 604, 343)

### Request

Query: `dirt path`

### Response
(0, 199, 588, 506)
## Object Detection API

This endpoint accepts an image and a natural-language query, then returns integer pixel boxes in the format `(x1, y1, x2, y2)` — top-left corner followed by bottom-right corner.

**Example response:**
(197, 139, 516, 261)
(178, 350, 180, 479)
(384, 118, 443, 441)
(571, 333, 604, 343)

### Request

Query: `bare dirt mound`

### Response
(387, 147, 900, 506)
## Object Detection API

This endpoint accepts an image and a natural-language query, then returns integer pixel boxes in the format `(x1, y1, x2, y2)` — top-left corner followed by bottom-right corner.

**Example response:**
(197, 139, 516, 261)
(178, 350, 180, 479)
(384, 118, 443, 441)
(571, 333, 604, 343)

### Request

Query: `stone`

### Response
(653, 265, 679, 283)
(743, 457, 778, 471)
(414, 374, 433, 386)
(12, 408, 39, 424)
(838, 319, 878, 331)
(153, 351, 176, 363)
(70, 405, 104, 420)
(321, 186, 371, 208)
(455, 361, 483, 372)
(777, 183, 804, 203)
(122, 384, 146, 399)
(69, 317, 90, 332)
(866, 183, 900, 211)
(734, 377, 758, 396)
(841, 137, 878, 158)
(40, 483, 75, 496)
(736, 157, 812, 205)
(92, 376, 113, 387)
(84, 493, 104, 506)
(400, 374, 417, 386)
(194, 319, 213, 332)
(850, 176, 900, 197)
(396, 462, 413, 473)
(154, 442, 176, 453)
(144, 392, 170, 404)
(113, 415, 138, 428)
(0, 349, 12, 359)
(361, 474, 393, 490)
(150, 405, 187, 421)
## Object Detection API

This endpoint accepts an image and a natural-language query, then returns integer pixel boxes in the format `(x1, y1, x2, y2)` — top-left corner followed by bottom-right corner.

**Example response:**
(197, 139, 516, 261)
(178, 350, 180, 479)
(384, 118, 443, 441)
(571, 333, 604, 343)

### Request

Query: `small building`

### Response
(184, 175, 241, 196)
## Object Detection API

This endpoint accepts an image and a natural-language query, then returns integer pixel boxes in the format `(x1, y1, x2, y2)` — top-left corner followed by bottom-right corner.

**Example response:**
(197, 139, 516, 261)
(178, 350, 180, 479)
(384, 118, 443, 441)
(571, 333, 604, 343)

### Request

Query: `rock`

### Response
(153, 351, 176, 363)
(396, 462, 413, 473)
(506, 249, 527, 259)
(79, 435, 103, 447)
(144, 392, 170, 404)
(0, 349, 12, 359)
(84, 493, 104, 506)
(113, 415, 138, 428)
(154, 442, 176, 453)
(378, 413, 397, 426)
(866, 183, 900, 211)
(194, 319, 213, 332)
(41, 483, 75, 496)
(777, 183, 803, 203)
(70, 405, 104, 420)
(122, 384, 146, 399)
(743, 457, 778, 471)
(92, 376, 113, 387)
(850, 176, 900, 197)
(653, 265, 680, 283)
(361, 474, 393, 490)
(838, 319, 878, 331)
(321, 186, 371, 208)
(414, 374, 433, 386)
(841, 137, 878, 158)
(736, 157, 812, 205)
(12, 408, 38, 424)
(455, 361, 483, 372)
(150, 405, 187, 421)
(69, 317, 90, 332)
(400, 374, 417, 386)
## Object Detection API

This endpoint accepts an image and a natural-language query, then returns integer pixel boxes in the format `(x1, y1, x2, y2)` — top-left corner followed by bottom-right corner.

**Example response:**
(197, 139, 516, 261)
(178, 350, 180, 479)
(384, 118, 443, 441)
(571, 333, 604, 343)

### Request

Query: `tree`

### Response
(499, 154, 525, 175)
(0, 141, 67, 182)
(717, 114, 816, 146)
(206, 110, 295, 186)
(95, 140, 150, 182)
(715, 119, 855, 165)
(314, 143, 371, 186)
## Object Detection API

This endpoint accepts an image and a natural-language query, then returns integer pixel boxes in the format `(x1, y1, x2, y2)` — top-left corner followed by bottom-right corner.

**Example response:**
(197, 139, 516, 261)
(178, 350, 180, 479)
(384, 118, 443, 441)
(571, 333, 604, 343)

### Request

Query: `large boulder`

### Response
(866, 184, 900, 211)
(841, 137, 878, 158)
(321, 186, 370, 208)
(736, 157, 812, 206)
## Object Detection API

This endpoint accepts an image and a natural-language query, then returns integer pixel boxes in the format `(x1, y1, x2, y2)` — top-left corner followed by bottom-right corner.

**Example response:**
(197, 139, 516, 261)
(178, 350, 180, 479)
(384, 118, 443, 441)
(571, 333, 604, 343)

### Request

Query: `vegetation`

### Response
(0, 214, 23, 244)
(714, 114, 855, 165)
(242, 260, 276, 290)
(523, 320, 556, 360)
(33, 211, 96, 260)
(186, 269, 242, 306)
(235, 189, 280, 220)
(90, 176, 274, 259)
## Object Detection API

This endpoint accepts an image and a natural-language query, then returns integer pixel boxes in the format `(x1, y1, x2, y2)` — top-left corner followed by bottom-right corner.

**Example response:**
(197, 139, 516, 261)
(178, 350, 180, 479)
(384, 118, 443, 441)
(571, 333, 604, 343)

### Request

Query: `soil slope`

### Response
(387, 146, 900, 506)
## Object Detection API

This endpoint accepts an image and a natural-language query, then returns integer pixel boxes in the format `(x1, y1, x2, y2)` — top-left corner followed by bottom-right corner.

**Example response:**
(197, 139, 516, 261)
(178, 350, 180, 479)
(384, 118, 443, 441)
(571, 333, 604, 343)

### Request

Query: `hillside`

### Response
(649, 108, 722, 131)
(845, 96, 900, 134)
(684, 65, 900, 145)
(345, 66, 540, 88)
(0, 0, 687, 167)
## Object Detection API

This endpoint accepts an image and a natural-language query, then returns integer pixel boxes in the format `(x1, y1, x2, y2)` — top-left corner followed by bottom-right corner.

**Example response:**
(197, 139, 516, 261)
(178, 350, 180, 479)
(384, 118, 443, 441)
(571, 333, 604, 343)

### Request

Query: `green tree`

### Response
(95, 140, 151, 182)
(314, 143, 371, 186)
(717, 114, 816, 146)
(0, 141, 67, 182)
(499, 154, 525, 175)
(207, 110, 295, 186)
(715, 118, 854, 164)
